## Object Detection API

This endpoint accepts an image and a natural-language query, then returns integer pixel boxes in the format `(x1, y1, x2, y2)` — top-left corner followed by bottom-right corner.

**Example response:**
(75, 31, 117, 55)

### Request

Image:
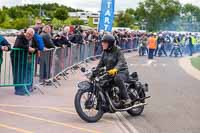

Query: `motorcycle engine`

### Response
(110, 87, 121, 107)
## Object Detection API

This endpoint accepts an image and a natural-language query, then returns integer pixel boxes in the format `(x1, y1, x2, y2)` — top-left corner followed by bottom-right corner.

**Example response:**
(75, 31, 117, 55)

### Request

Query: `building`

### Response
(69, 11, 119, 25)
(68, 12, 100, 25)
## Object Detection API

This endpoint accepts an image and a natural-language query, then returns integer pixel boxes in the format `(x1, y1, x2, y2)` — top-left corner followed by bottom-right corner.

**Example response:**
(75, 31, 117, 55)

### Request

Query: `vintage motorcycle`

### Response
(74, 67, 150, 123)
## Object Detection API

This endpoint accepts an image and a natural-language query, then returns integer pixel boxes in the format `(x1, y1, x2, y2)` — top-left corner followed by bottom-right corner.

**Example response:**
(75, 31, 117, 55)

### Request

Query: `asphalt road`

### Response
(0, 52, 199, 133)
(124, 55, 200, 133)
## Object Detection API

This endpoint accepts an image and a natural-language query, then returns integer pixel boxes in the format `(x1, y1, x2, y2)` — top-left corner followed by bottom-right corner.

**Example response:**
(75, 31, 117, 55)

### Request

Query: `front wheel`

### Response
(74, 90, 104, 123)
(127, 88, 145, 116)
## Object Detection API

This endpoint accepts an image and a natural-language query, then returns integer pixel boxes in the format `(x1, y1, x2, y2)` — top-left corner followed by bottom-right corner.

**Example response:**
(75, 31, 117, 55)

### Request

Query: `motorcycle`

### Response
(74, 67, 150, 123)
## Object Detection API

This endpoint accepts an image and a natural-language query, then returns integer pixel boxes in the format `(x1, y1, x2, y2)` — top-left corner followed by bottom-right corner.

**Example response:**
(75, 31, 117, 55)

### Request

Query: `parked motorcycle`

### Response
(74, 67, 150, 123)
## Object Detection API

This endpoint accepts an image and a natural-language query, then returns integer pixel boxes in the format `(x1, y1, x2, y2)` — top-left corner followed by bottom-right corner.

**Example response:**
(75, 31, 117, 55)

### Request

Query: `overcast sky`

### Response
(0, 0, 199, 12)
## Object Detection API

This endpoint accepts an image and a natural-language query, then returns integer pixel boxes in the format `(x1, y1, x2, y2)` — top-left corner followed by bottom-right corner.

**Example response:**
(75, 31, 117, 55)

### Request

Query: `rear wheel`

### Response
(74, 90, 104, 123)
(127, 88, 145, 116)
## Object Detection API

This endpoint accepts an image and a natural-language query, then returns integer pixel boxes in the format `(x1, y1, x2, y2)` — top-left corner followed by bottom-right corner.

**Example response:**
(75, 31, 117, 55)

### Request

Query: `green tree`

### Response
(0, 3, 83, 29)
(182, 4, 200, 21)
(7, 7, 24, 19)
(134, 0, 181, 31)
(126, 8, 135, 15)
(13, 18, 29, 29)
(0, 10, 6, 23)
(115, 11, 135, 27)
(54, 8, 69, 22)
(71, 19, 84, 25)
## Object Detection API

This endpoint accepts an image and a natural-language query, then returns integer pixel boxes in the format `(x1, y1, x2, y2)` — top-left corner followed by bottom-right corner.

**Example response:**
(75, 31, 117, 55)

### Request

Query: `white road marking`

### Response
(114, 112, 139, 133)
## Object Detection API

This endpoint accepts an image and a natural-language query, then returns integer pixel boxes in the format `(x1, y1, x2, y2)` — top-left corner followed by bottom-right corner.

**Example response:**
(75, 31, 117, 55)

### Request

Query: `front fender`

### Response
(77, 81, 93, 92)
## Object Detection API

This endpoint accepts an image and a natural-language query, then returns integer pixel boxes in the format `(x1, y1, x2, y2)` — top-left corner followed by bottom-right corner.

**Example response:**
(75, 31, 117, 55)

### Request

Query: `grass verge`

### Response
(191, 56, 200, 70)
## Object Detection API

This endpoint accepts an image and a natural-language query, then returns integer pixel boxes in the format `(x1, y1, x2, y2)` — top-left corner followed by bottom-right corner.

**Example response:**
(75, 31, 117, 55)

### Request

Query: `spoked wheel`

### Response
(127, 88, 145, 116)
(74, 90, 104, 123)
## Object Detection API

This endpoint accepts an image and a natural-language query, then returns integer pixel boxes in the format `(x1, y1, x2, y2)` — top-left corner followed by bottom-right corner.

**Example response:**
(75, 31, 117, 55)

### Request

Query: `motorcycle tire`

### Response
(74, 90, 104, 123)
(127, 89, 145, 116)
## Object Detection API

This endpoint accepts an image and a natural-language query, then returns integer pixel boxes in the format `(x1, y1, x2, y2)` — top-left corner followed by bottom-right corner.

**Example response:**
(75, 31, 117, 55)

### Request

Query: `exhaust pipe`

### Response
(115, 103, 147, 112)
(131, 103, 147, 109)
(105, 92, 147, 112)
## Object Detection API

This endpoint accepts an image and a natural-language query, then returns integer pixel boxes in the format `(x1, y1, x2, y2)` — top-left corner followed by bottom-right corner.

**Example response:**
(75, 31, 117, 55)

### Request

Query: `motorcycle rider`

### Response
(96, 34, 131, 106)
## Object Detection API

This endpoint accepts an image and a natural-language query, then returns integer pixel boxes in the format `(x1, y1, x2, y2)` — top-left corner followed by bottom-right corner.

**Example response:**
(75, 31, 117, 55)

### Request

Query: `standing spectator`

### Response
(188, 33, 195, 56)
(70, 28, 84, 61)
(155, 34, 167, 57)
(40, 25, 55, 84)
(0, 35, 11, 72)
(40, 25, 55, 49)
(169, 35, 182, 57)
(34, 19, 43, 34)
(33, 28, 45, 51)
(33, 27, 45, 79)
(139, 34, 148, 56)
(95, 31, 103, 56)
(147, 33, 157, 59)
(11, 28, 37, 96)
(87, 31, 95, 57)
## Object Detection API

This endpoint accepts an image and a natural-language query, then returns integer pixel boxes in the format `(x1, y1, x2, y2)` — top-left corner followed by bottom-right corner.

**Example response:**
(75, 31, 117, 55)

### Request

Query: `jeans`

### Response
(84, 44, 89, 59)
(154, 46, 159, 56)
(170, 46, 182, 56)
(139, 46, 148, 56)
(148, 49, 155, 59)
(158, 45, 167, 56)
(188, 45, 193, 56)
(122, 41, 126, 50)
(88, 43, 95, 57)
(80, 44, 85, 61)
(127, 40, 132, 50)
(95, 44, 102, 56)
(39, 51, 52, 81)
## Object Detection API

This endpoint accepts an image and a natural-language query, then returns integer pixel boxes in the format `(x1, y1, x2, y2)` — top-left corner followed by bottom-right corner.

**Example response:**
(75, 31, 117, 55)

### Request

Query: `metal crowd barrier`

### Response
(33, 40, 139, 88)
(33, 43, 101, 88)
(0, 48, 35, 95)
(0, 40, 139, 95)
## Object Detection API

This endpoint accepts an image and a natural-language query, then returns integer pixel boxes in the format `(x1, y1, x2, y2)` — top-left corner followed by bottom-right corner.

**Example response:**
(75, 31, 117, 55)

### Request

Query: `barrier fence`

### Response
(0, 40, 138, 95)
(35, 40, 139, 88)
(0, 48, 35, 95)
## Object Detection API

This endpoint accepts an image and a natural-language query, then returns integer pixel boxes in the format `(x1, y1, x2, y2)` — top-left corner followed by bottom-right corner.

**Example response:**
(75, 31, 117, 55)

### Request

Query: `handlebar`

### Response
(80, 67, 110, 81)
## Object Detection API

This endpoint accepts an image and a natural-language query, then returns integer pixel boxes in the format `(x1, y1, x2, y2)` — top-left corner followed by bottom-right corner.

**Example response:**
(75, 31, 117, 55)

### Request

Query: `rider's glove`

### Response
(108, 68, 118, 76)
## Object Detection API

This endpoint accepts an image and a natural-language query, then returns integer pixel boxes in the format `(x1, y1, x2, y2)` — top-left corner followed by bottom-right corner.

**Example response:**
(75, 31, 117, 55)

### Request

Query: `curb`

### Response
(178, 53, 200, 81)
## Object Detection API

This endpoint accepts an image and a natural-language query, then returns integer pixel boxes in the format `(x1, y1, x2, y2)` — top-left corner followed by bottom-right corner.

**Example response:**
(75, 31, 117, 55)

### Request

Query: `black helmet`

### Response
(102, 34, 115, 50)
